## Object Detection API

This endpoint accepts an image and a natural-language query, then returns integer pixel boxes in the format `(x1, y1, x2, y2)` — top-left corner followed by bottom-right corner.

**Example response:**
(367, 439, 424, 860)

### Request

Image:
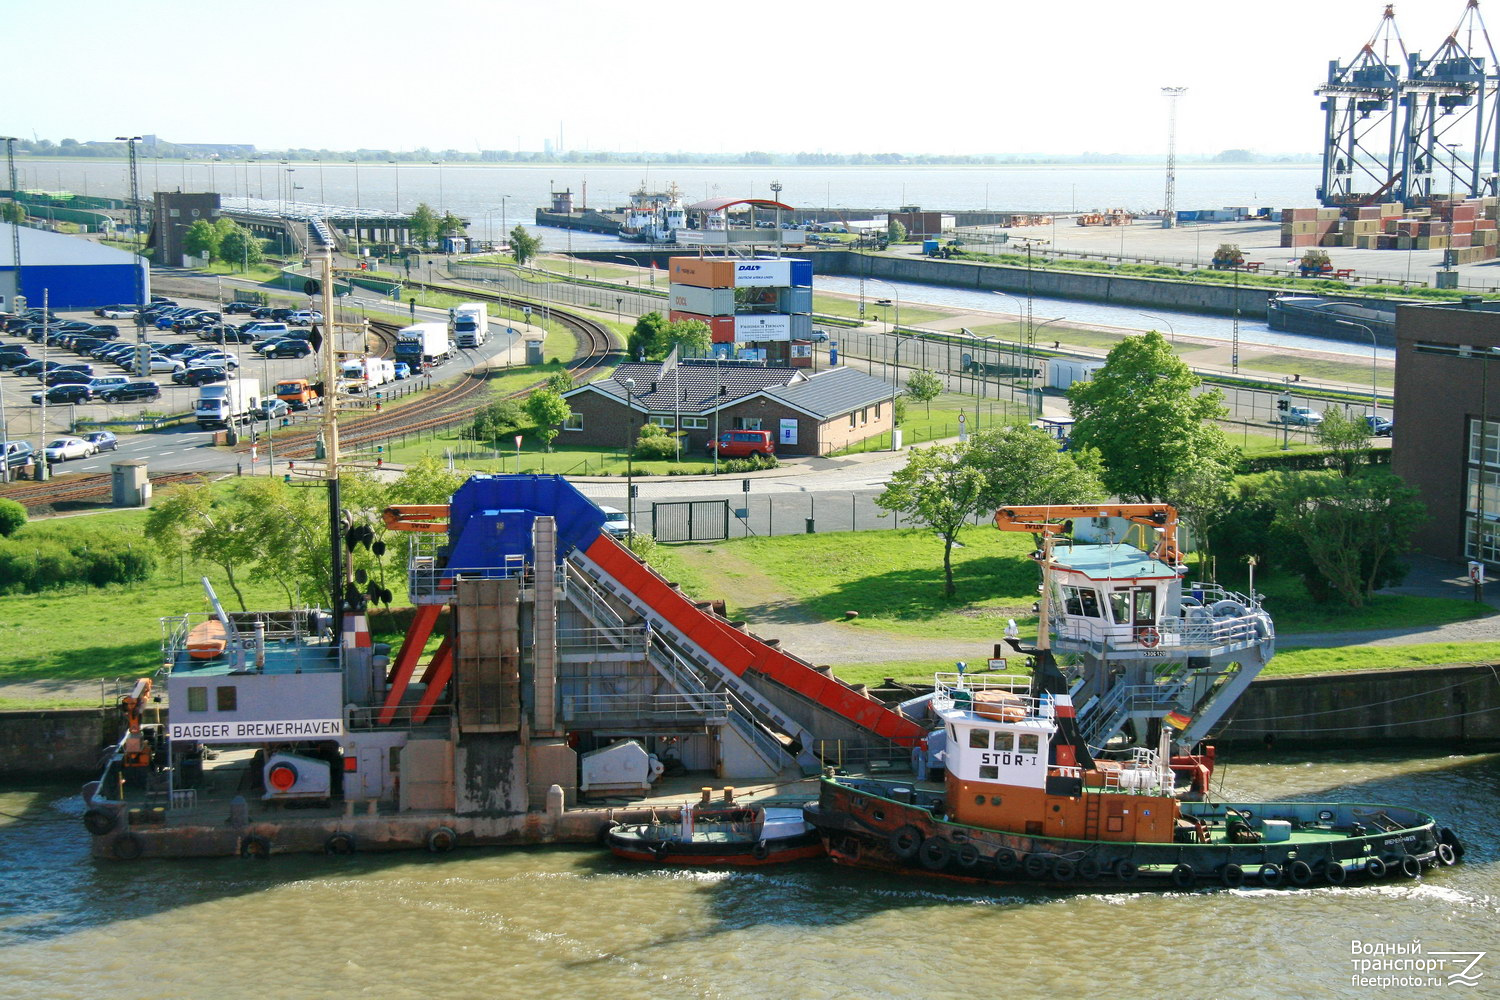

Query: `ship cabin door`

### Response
(1111, 586, 1158, 643)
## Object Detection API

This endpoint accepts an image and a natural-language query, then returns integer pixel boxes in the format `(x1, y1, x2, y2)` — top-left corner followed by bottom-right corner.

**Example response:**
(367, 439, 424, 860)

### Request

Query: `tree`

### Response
(875, 444, 988, 597)
(545, 370, 574, 393)
(1069, 331, 1237, 502)
(0, 497, 26, 537)
(887, 218, 908, 243)
(628, 311, 668, 361)
(217, 222, 264, 270)
(467, 398, 524, 442)
(439, 211, 465, 240)
(524, 388, 573, 451)
(0, 202, 24, 224)
(1316, 406, 1372, 477)
(904, 369, 943, 417)
(664, 318, 711, 358)
(182, 218, 222, 261)
(510, 225, 542, 266)
(388, 455, 467, 505)
(1163, 454, 1238, 573)
(409, 202, 440, 244)
(1266, 470, 1426, 607)
(145, 481, 255, 610)
(966, 425, 1106, 513)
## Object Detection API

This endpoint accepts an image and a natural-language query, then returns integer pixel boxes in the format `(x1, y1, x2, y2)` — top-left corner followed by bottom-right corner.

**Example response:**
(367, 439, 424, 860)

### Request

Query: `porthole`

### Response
(974, 795, 985, 805)
(991, 796, 1002, 806)
(872, 808, 885, 822)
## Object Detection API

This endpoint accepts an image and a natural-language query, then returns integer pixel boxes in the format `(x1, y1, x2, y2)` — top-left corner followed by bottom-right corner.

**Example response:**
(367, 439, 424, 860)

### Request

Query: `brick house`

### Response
(560, 360, 896, 457)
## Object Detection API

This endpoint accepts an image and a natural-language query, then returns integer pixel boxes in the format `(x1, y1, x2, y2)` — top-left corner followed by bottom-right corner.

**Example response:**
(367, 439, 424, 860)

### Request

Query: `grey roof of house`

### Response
(567, 360, 804, 413)
(0, 223, 142, 268)
(760, 365, 895, 418)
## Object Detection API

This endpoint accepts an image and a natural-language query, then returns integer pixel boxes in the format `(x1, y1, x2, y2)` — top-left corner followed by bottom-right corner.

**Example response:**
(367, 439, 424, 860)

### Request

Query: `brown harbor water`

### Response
(1, 750, 1496, 1000)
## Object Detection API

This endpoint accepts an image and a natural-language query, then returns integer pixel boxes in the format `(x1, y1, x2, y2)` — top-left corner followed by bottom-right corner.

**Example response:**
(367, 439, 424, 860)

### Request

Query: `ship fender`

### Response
(596, 821, 618, 847)
(1050, 858, 1077, 882)
(1400, 856, 1422, 879)
(1288, 860, 1314, 885)
(1114, 859, 1139, 881)
(992, 848, 1018, 872)
(1022, 854, 1050, 879)
(1076, 857, 1101, 881)
(1439, 827, 1465, 860)
(1364, 857, 1388, 879)
(889, 825, 923, 861)
(918, 836, 953, 871)
(240, 835, 272, 860)
(324, 832, 356, 856)
(1219, 863, 1245, 888)
(1436, 843, 1457, 867)
(82, 808, 120, 836)
(1257, 863, 1282, 886)
(752, 840, 770, 862)
(1170, 864, 1195, 889)
(955, 842, 982, 870)
(1324, 861, 1346, 885)
(427, 826, 458, 853)
(650, 841, 670, 862)
(111, 833, 144, 861)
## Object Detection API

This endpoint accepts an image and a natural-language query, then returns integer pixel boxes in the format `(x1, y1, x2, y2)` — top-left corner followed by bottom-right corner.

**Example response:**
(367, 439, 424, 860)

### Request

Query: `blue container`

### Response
(789, 259, 813, 287)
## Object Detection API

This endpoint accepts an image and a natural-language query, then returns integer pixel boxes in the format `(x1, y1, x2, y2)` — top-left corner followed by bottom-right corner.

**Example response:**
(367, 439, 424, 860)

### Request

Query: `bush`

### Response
(0, 498, 26, 537)
(721, 454, 780, 473)
(634, 424, 682, 460)
(1237, 448, 1391, 475)
(466, 398, 524, 441)
(0, 534, 156, 593)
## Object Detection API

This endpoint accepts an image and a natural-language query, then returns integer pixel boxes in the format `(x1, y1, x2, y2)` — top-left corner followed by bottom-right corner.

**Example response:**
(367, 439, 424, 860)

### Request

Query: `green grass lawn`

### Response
(1265, 641, 1500, 676)
(832, 393, 1028, 455)
(1239, 352, 1394, 390)
(1249, 572, 1492, 635)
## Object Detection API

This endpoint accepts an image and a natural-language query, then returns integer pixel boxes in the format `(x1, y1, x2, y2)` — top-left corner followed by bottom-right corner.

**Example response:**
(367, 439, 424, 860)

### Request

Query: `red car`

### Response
(705, 430, 775, 458)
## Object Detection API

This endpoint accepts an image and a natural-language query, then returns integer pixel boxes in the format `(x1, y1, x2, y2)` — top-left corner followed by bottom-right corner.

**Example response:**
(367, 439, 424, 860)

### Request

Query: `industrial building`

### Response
(1391, 299, 1500, 568)
(0, 223, 148, 311)
(561, 360, 896, 456)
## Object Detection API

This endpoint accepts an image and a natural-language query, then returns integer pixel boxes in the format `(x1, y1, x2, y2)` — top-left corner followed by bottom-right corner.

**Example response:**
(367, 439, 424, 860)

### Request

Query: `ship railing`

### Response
(1052, 607, 1272, 652)
(932, 672, 1033, 711)
(558, 625, 647, 656)
(160, 612, 338, 673)
(346, 702, 451, 731)
(816, 740, 914, 774)
(645, 637, 789, 766)
(560, 691, 729, 724)
(405, 534, 532, 602)
(1096, 747, 1168, 794)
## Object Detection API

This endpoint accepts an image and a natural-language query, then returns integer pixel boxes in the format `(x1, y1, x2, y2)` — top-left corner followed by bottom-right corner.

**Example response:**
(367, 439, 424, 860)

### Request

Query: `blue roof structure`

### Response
(1052, 542, 1177, 582)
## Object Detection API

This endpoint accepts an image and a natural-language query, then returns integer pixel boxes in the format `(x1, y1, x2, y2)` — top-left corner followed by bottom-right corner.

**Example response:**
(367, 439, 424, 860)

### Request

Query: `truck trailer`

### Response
(195, 378, 260, 429)
(339, 356, 396, 393)
(450, 303, 488, 349)
(394, 322, 452, 366)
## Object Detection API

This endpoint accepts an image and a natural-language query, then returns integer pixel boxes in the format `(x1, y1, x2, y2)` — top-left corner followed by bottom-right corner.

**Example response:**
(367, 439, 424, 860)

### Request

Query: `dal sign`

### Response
(168, 718, 345, 743)
(734, 261, 791, 287)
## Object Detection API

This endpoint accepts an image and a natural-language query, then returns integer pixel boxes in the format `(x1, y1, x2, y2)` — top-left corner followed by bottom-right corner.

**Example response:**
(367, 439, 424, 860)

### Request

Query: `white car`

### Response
(44, 436, 96, 461)
(195, 352, 240, 369)
(289, 310, 324, 325)
(101, 307, 139, 319)
(142, 356, 185, 374)
(598, 505, 632, 538)
(1281, 406, 1324, 427)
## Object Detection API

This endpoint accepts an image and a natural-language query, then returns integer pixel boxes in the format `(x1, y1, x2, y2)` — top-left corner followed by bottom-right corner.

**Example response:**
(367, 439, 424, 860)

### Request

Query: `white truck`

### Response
(450, 302, 489, 349)
(394, 322, 452, 367)
(195, 378, 260, 429)
(339, 356, 396, 393)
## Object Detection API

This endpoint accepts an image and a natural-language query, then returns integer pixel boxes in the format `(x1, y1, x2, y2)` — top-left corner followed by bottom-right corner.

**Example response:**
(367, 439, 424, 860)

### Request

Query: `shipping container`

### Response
(733, 259, 792, 287)
(668, 309, 736, 343)
(778, 286, 813, 314)
(789, 259, 813, 287)
(670, 285, 736, 316)
(669, 258, 735, 288)
(736, 314, 792, 342)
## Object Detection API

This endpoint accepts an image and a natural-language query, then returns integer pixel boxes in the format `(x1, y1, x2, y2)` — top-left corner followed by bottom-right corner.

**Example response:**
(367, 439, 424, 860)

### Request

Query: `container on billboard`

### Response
(734, 259, 792, 287)
(670, 284, 735, 316)
(670, 258, 735, 288)
(789, 259, 813, 286)
(736, 314, 792, 342)
(670, 310, 736, 343)
(778, 286, 813, 314)
(789, 314, 813, 341)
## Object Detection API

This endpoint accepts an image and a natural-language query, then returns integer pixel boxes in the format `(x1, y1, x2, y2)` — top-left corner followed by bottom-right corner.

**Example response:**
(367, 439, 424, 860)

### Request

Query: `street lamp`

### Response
(1137, 312, 1176, 344)
(1395, 227, 1416, 285)
(1335, 319, 1381, 418)
(431, 160, 444, 217)
(350, 158, 362, 257)
(622, 377, 637, 538)
(389, 159, 401, 214)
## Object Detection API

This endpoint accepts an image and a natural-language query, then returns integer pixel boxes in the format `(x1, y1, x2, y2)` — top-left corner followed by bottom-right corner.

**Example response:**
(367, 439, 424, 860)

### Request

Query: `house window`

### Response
(849, 413, 857, 429)
(875, 402, 882, 419)
(682, 416, 708, 430)
(563, 413, 583, 431)
(736, 417, 762, 431)
(216, 686, 237, 712)
(860, 407, 869, 425)
(648, 415, 675, 428)
(187, 687, 207, 712)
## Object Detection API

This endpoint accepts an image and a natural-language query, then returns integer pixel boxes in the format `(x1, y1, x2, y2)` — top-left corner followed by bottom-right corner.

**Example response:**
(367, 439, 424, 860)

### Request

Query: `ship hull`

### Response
(805, 777, 1460, 890)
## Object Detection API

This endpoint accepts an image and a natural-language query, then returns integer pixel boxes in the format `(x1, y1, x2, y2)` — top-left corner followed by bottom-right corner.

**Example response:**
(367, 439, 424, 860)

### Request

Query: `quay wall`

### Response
(0, 709, 112, 781)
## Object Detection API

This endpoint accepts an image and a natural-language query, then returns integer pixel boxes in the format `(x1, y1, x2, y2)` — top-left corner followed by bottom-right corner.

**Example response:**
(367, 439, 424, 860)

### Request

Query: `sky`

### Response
(0, 0, 1491, 157)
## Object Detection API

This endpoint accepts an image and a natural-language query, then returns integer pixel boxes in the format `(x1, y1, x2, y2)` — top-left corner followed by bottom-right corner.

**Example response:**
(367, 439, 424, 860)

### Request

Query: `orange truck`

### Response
(274, 377, 320, 410)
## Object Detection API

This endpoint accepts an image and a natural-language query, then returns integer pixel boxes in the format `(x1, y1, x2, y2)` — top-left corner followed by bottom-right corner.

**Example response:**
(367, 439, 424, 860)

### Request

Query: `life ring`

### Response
(918, 836, 952, 871)
(1257, 863, 1282, 887)
(1364, 856, 1388, 879)
(889, 825, 923, 861)
(1170, 863, 1194, 889)
(1051, 858, 1077, 882)
(240, 835, 272, 860)
(1114, 859, 1139, 881)
(1436, 843, 1457, 867)
(83, 808, 120, 836)
(751, 840, 770, 862)
(955, 842, 981, 869)
(1439, 827, 1465, 860)
(428, 826, 458, 854)
(111, 833, 143, 861)
(1137, 627, 1161, 649)
(1220, 863, 1245, 888)
(1324, 861, 1346, 885)
(1076, 858, 1100, 880)
(324, 833, 356, 856)
(1400, 855, 1422, 879)
(1288, 860, 1314, 886)
(1023, 854, 1050, 879)
(992, 848, 1018, 872)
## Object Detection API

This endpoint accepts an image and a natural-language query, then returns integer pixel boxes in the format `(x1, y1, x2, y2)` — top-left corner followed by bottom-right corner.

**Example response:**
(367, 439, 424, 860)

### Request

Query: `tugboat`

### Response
(605, 801, 823, 866)
(804, 504, 1465, 889)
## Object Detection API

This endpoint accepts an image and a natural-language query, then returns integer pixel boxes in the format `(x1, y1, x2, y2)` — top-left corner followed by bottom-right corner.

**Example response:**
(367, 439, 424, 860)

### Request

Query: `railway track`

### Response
(0, 470, 213, 509)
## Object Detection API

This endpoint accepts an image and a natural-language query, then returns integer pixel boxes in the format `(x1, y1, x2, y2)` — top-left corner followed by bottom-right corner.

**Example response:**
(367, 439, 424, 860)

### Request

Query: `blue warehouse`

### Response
(0, 223, 149, 311)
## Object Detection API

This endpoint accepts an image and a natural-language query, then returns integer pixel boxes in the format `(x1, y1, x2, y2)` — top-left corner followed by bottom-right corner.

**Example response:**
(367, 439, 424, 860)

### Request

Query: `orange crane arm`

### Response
(382, 504, 451, 533)
(993, 504, 1183, 566)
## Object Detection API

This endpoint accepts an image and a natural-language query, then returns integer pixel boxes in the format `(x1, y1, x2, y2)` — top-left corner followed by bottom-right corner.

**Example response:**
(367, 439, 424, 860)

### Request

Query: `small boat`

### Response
(605, 804, 824, 865)
(185, 618, 227, 659)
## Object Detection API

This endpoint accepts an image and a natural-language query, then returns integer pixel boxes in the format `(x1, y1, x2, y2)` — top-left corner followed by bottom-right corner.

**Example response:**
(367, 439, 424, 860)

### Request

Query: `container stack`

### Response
(668, 257, 814, 366)
(1279, 198, 1500, 263)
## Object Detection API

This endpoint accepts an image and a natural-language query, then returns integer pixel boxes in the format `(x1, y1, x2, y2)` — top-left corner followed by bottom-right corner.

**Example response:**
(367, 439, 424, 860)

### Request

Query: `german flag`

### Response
(1164, 710, 1192, 731)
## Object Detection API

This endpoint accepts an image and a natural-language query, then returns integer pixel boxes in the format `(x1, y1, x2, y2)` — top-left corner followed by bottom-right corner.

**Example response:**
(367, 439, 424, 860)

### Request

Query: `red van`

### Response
(706, 430, 775, 458)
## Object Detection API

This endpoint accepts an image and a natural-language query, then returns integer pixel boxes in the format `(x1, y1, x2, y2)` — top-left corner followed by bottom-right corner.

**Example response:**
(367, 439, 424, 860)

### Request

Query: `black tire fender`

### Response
(751, 840, 770, 862)
(1437, 843, 1457, 867)
(1220, 862, 1245, 888)
(992, 848, 1018, 872)
(83, 807, 119, 837)
(1114, 859, 1139, 881)
(1365, 856, 1388, 879)
(1289, 859, 1314, 885)
(1051, 858, 1077, 882)
(596, 821, 619, 847)
(1258, 863, 1282, 887)
(1439, 827, 1465, 860)
(918, 836, 952, 871)
(111, 833, 144, 861)
(955, 842, 981, 869)
(1401, 855, 1422, 879)
(889, 825, 922, 861)
(1325, 861, 1347, 885)
(240, 835, 272, 860)
(324, 832, 356, 856)
(1171, 863, 1195, 889)
(1077, 858, 1101, 881)
(1022, 853, 1050, 879)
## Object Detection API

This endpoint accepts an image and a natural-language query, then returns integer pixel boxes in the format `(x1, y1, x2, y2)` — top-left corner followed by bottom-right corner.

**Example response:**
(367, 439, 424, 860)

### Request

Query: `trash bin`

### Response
(805, 518, 816, 534)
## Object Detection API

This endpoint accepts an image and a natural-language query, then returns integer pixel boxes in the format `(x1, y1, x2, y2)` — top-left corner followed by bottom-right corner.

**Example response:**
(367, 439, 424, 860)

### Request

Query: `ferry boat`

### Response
(619, 182, 686, 242)
(803, 504, 1466, 889)
(604, 803, 823, 866)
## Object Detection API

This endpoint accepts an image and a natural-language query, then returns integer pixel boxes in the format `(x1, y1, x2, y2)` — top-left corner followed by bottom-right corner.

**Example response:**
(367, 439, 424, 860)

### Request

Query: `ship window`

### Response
(1018, 733, 1039, 755)
(216, 686, 237, 711)
(968, 729, 989, 749)
(1061, 586, 1103, 617)
(979, 765, 999, 780)
(1109, 590, 1131, 623)
(1133, 588, 1156, 625)
(187, 687, 207, 712)
(948, 724, 956, 741)
(994, 732, 1014, 752)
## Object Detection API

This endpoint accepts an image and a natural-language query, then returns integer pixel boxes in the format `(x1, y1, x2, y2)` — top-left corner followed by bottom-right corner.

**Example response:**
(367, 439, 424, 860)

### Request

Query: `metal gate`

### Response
(651, 500, 730, 542)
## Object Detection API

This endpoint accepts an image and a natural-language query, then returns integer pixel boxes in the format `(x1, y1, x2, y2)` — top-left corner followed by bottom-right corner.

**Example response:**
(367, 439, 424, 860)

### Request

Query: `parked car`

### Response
(258, 339, 312, 359)
(223, 302, 258, 315)
(1365, 414, 1393, 437)
(288, 309, 323, 325)
(86, 324, 120, 339)
(100, 306, 139, 319)
(83, 431, 119, 452)
(99, 381, 162, 403)
(45, 436, 96, 461)
(85, 375, 131, 396)
(2, 440, 36, 469)
(598, 505, 632, 538)
(1279, 406, 1323, 427)
(43, 366, 93, 385)
(141, 355, 186, 374)
(15, 360, 63, 376)
(705, 430, 775, 458)
(256, 398, 290, 421)
(193, 351, 239, 369)
(270, 308, 295, 322)
(174, 366, 227, 386)
(31, 384, 93, 405)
